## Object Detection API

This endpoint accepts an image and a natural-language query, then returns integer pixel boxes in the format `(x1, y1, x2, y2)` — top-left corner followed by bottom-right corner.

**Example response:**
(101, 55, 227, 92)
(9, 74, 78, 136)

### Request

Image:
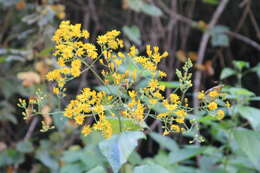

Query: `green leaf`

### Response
(224, 87, 255, 98)
(229, 156, 256, 170)
(81, 144, 107, 170)
(53, 112, 69, 131)
(127, 0, 162, 17)
(203, 0, 219, 5)
(99, 131, 145, 173)
(238, 106, 260, 130)
(128, 151, 142, 165)
(251, 63, 260, 78)
(153, 151, 172, 167)
(199, 115, 217, 123)
(233, 128, 260, 170)
(16, 141, 34, 153)
(127, 0, 144, 12)
(87, 166, 106, 173)
(81, 131, 104, 146)
(158, 81, 180, 88)
(210, 25, 229, 47)
(233, 60, 249, 71)
(140, 3, 163, 17)
(134, 164, 169, 173)
(149, 132, 179, 152)
(250, 96, 260, 101)
(62, 149, 83, 163)
(0, 149, 25, 167)
(0, 57, 5, 63)
(36, 141, 59, 171)
(60, 163, 85, 173)
(0, 101, 17, 124)
(220, 68, 236, 79)
(106, 117, 145, 134)
(96, 85, 126, 97)
(123, 26, 141, 45)
(169, 146, 206, 164)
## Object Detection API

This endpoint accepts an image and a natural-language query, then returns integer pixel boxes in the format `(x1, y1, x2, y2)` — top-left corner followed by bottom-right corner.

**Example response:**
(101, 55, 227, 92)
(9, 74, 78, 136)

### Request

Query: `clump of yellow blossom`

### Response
(171, 124, 181, 132)
(216, 110, 225, 120)
(82, 125, 92, 136)
(21, 21, 231, 140)
(208, 102, 218, 110)
(209, 91, 219, 98)
(197, 91, 205, 100)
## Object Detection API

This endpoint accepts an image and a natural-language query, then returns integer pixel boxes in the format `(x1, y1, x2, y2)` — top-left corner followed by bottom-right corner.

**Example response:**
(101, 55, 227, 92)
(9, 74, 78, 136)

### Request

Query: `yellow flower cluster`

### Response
(64, 88, 112, 138)
(41, 21, 232, 140)
(198, 88, 228, 121)
(124, 91, 145, 121)
(133, 45, 168, 76)
(46, 21, 98, 93)
(97, 30, 123, 50)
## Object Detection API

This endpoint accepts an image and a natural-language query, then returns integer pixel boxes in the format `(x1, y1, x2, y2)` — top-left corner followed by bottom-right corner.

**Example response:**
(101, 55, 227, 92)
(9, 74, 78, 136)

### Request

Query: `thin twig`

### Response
(193, 0, 229, 111)
(226, 31, 260, 51)
(24, 117, 39, 140)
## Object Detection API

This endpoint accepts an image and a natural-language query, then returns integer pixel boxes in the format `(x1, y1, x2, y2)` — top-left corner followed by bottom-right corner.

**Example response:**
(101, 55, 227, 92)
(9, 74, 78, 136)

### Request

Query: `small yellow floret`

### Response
(216, 110, 225, 120)
(81, 125, 91, 136)
(209, 91, 219, 98)
(208, 102, 218, 110)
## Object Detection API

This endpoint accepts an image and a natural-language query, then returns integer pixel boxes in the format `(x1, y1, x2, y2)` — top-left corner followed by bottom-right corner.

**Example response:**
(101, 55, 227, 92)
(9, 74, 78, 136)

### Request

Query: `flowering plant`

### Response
(18, 21, 230, 142)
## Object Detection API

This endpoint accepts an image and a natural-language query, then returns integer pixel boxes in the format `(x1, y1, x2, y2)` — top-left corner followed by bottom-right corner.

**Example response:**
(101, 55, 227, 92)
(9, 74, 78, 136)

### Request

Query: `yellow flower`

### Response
(62, 47, 73, 59)
(64, 107, 73, 118)
(149, 99, 158, 105)
(128, 90, 136, 98)
(102, 120, 113, 138)
(129, 46, 138, 56)
(175, 109, 187, 117)
(71, 59, 81, 77)
(158, 71, 167, 78)
(84, 43, 98, 59)
(93, 105, 104, 114)
(76, 48, 85, 57)
(166, 104, 177, 111)
(158, 85, 165, 91)
(169, 93, 180, 103)
(153, 91, 164, 100)
(118, 52, 125, 58)
(209, 91, 219, 98)
(46, 69, 62, 81)
(208, 102, 218, 110)
(114, 59, 122, 66)
(108, 40, 118, 49)
(176, 117, 184, 123)
(197, 91, 205, 100)
(74, 114, 85, 125)
(146, 45, 152, 57)
(157, 112, 169, 118)
(82, 30, 90, 39)
(226, 101, 230, 108)
(163, 130, 169, 136)
(148, 79, 158, 91)
(216, 110, 225, 120)
(97, 35, 108, 45)
(81, 125, 91, 136)
(52, 87, 60, 94)
(131, 101, 145, 121)
(57, 58, 65, 66)
(171, 124, 180, 132)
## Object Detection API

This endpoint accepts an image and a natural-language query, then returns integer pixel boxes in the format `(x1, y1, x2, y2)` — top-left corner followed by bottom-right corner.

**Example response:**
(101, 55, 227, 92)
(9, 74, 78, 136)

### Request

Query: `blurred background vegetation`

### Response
(1, 0, 260, 173)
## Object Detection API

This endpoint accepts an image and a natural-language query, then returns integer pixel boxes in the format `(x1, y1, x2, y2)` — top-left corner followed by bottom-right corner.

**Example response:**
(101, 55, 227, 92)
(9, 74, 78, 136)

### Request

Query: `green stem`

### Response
(118, 115, 123, 132)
